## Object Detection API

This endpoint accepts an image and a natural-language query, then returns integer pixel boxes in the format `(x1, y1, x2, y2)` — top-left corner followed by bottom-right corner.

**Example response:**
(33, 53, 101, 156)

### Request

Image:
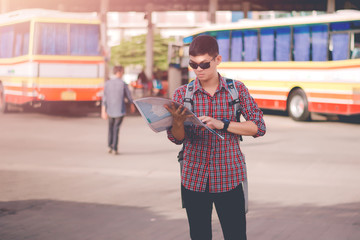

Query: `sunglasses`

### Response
(189, 56, 217, 70)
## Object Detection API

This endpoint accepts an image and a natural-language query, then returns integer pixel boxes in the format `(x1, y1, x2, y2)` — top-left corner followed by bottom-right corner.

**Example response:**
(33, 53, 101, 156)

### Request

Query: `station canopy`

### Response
(4, 0, 360, 13)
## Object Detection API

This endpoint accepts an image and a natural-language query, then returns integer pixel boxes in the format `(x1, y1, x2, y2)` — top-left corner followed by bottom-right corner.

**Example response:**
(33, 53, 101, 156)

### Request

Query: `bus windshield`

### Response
(34, 22, 101, 56)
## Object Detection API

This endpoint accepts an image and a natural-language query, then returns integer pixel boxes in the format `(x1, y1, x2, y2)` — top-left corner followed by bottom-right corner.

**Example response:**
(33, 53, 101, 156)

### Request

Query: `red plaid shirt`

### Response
(167, 75, 266, 193)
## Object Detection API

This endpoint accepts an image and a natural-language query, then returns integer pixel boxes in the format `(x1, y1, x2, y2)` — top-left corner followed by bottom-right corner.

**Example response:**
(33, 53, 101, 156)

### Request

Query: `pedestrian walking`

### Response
(165, 35, 266, 240)
(102, 65, 135, 155)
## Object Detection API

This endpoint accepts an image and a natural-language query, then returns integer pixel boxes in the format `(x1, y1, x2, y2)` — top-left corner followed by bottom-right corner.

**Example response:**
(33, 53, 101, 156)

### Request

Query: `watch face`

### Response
(222, 118, 230, 130)
(223, 119, 230, 124)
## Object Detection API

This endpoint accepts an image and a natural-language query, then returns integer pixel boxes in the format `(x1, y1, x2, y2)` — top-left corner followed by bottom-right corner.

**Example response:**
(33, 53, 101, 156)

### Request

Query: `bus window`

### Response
(14, 22, 30, 57)
(260, 28, 275, 61)
(244, 29, 257, 62)
(330, 22, 350, 60)
(216, 31, 230, 61)
(70, 24, 100, 56)
(275, 27, 291, 61)
(35, 23, 68, 55)
(351, 33, 360, 59)
(311, 24, 328, 61)
(0, 25, 14, 58)
(294, 26, 310, 61)
(350, 21, 360, 59)
(351, 21, 360, 29)
(231, 30, 243, 62)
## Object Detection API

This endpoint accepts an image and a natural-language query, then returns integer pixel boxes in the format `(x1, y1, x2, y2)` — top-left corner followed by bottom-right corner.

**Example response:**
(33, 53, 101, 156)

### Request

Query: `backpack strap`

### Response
(225, 78, 243, 141)
(179, 80, 195, 208)
(179, 80, 195, 164)
(226, 78, 248, 213)
(184, 80, 195, 111)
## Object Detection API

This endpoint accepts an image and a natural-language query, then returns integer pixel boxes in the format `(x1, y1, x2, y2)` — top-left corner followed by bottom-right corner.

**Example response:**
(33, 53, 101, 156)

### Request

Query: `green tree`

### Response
(110, 33, 174, 71)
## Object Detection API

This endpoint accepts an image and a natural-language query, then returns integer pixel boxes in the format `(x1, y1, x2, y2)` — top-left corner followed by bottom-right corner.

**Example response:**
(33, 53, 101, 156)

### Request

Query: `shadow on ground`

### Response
(1, 200, 359, 240)
(247, 201, 360, 240)
(0, 200, 189, 240)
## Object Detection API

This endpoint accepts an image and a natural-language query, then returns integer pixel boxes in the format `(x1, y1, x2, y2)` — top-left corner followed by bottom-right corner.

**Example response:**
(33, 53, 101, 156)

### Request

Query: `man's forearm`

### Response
(227, 120, 258, 136)
(171, 121, 185, 141)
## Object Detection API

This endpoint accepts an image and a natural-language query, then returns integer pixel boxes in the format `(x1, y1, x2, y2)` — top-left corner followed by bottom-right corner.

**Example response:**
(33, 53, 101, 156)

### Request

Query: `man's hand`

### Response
(101, 106, 108, 120)
(198, 116, 224, 130)
(164, 103, 192, 141)
(130, 104, 136, 114)
(164, 103, 191, 126)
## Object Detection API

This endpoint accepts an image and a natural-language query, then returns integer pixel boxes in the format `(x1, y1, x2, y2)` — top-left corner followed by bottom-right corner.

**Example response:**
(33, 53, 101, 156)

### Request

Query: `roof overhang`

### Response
(2, 0, 359, 13)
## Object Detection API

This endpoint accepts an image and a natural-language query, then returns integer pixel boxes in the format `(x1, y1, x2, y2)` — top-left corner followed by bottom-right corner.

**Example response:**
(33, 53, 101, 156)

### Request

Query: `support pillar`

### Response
(145, 4, 154, 81)
(99, 0, 109, 79)
(168, 66, 182, 99)
(208, 0, 218, 24)
(0, 0, 10, 14)
(243, 1, 250, 19)
(327, 0, 335, 13)
(119, 28, 125, 44)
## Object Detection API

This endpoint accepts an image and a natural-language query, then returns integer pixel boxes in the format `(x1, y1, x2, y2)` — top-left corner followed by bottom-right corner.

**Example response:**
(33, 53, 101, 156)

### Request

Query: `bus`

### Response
(183, 10, 360, 121)
(0, 9, 105, 113)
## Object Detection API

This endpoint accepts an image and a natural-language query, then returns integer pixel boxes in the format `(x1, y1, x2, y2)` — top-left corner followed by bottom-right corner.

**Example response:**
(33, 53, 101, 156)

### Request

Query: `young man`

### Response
(165, 35, 266, 240)
(102, 65, 135, 155)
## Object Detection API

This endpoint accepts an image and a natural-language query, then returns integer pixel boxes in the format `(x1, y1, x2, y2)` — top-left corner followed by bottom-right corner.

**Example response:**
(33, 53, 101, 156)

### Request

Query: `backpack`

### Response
(178, 78, 249, 213)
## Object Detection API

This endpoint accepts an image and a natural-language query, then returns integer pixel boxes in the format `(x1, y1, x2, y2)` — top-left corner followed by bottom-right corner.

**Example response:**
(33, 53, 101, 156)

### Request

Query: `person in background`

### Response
(152, 72, 163, 97)
(102, 65, 135, 155)
(137, 70, 149, 97)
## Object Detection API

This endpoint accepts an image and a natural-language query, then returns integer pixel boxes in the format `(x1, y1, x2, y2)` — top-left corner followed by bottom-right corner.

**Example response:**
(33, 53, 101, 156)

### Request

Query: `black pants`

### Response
(108, 117, 124, 151)
(182, 182, 247, 240)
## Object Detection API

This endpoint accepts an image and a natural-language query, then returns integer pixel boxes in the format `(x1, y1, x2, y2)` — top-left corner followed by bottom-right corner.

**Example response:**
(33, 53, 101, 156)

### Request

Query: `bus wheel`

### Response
(288, 89, 310, 121)
(0, 83, 8, 114)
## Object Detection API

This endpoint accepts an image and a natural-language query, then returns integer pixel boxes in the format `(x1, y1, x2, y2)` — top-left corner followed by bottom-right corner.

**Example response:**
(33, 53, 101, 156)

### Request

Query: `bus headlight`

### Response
(96, 91, 103, 97)
(38, 94, 45, 100)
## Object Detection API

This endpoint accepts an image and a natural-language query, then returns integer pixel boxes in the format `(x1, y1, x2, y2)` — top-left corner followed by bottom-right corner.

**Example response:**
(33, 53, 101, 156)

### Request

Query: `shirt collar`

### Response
(193, 73, 228, 93)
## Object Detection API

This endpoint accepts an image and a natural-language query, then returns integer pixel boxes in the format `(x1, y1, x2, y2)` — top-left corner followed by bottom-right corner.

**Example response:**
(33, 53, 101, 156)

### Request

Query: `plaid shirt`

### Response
(167, 75, 266, 193)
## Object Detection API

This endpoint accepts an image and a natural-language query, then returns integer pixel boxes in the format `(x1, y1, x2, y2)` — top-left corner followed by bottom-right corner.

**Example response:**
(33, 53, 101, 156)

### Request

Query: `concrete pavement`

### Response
(0, 112, 359, 240)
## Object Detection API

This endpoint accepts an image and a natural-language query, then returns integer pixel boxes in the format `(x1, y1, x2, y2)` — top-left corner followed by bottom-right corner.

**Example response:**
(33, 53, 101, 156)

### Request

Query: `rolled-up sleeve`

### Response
(237, 82, 266, 138)
(166, 85, 187, 145)
(167, 128, 184, 145)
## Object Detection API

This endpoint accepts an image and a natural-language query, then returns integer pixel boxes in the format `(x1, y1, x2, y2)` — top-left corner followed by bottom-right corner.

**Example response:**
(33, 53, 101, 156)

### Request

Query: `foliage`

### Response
(110, 34, 175, 71)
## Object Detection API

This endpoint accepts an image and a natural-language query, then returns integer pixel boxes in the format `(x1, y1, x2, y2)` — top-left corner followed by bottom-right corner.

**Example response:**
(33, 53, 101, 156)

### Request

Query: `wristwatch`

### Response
(222, 118, 230, 131)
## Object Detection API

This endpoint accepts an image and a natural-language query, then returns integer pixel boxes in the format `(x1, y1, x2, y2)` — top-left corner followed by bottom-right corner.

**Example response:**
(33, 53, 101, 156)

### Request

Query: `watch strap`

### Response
(222, 119, 230, 131)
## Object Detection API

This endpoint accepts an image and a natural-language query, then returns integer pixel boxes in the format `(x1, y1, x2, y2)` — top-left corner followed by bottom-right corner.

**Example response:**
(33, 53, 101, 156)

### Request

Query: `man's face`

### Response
(189, 54, 221, 82)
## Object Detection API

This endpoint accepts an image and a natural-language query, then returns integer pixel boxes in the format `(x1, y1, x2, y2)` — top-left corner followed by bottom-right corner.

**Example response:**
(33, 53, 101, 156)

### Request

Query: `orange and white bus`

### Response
(0, 9, 105, 113)
(183, 10, 360, 121)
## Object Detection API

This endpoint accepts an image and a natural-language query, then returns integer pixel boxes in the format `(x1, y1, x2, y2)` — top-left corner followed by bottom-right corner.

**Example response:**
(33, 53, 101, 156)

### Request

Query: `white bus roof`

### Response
(0, 8, 99, 24)
(186, 10, 360, 36)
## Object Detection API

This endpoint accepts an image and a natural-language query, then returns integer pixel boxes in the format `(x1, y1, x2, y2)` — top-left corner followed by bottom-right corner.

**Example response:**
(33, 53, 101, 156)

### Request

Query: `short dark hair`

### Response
(189, 35, 219, 57)
(113, 65, 124, 74)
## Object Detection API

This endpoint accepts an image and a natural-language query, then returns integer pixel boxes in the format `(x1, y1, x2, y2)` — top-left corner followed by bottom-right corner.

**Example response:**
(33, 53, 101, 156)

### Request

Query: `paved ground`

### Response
(0, 110, 359, 240)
